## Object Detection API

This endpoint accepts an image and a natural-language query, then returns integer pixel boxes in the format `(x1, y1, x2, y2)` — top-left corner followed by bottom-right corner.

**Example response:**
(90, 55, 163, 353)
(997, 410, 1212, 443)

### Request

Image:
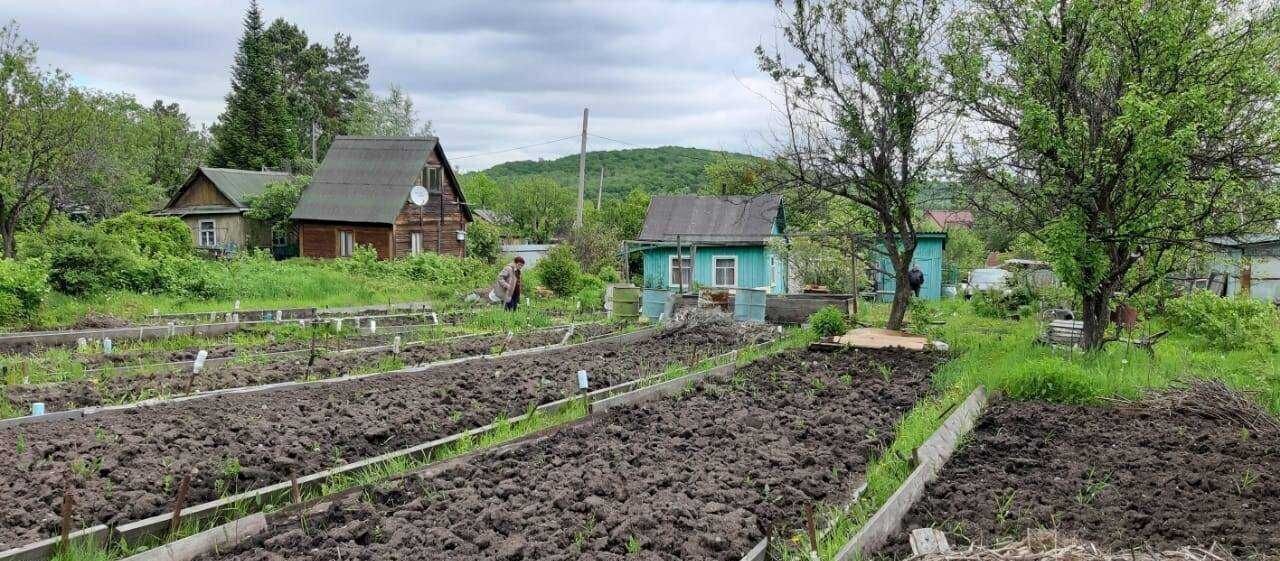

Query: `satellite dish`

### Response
(409, 185, 430, 206)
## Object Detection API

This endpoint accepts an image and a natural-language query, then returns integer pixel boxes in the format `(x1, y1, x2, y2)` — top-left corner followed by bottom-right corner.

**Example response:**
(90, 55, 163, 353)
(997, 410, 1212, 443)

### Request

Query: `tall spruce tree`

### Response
(208, 1, 298, 170)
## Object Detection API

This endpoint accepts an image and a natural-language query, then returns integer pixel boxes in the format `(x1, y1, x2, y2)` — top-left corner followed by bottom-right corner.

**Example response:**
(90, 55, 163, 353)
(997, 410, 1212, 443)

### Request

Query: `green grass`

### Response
(778, 298, 1280, 560)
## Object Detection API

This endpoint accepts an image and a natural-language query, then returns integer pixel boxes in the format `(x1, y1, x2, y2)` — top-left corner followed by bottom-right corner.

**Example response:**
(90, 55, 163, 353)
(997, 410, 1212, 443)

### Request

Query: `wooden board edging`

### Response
(0, 525, 109, 561)
(119, 515, 266, 561)
(831, 386, 989, 560)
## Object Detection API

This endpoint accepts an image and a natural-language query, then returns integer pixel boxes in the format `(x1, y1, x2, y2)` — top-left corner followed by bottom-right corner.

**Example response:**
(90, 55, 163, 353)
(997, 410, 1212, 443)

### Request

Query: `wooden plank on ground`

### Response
(833, 328, 928, 351)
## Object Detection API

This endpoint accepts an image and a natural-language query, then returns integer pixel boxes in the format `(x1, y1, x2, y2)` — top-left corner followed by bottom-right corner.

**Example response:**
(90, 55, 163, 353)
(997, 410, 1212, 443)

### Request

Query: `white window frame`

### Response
(668, 255, 693, 288)
(712, 255, 738, 288)
(410, 231, 423, 255)
(338, 231, 354, 257)
(198, 220, 216, 247)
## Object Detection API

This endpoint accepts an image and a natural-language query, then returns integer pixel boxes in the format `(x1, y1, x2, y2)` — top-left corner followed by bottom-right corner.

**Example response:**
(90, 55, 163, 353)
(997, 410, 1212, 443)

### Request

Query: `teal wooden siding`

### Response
(876, 233, 948, 300)
(642, 245, 782, 292)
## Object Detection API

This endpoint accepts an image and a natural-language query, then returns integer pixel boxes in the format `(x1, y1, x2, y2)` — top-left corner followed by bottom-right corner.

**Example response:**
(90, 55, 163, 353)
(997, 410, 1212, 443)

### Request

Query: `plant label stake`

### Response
(393, 336, 402, 354)
(152, 308, 159, 317)
(805, 504, 819, 559)
(577, 369, 591, 413)
(431, 312, 438, 325)
(187, 350, 208, 394)
(167, 322, 176, 338)
(276, 310, 283, 323)
(232, 313, 240, 323)
(31, 402, 45, 416)
(335, 318, 343, 333)
(290, 476, 301, 503)
(76, 337, 87, 350)
(308, 322, 318, 367)
(59, 488, 73, 554)
(103, 338, 112, 355)
(234, 300, 240, 311)
(369, 319, 377, 334)
(169, 472, 192, 535)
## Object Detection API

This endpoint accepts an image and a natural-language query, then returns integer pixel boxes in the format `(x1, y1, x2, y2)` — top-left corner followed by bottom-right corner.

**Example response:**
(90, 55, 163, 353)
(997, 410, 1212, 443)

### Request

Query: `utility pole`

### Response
(575, 107, 589, 228)
(596, 165, 604, 210)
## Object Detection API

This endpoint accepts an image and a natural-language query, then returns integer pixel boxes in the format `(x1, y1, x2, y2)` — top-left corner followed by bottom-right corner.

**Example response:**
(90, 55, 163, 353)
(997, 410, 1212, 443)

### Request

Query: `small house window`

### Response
(410, 232, 423, 254)
(669, 256, 692, 287)
(424, 167, 442, 193)
(714, 257, 737, 287)
(339, 231, 354, 257)
(198, 220, 216, 247)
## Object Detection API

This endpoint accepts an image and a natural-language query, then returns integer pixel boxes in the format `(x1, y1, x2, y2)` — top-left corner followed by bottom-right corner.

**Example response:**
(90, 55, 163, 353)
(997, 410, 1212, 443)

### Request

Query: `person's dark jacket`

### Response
(907, 268, 925, 289)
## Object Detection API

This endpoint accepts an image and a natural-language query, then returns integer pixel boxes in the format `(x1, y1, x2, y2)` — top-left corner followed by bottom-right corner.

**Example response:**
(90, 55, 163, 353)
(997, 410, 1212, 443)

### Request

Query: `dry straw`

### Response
(908, 531, 1237, 561)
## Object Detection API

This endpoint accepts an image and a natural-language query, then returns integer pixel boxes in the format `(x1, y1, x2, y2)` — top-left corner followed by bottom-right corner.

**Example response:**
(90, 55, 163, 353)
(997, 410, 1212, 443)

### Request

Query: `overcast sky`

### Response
(7, 0, 786, 171)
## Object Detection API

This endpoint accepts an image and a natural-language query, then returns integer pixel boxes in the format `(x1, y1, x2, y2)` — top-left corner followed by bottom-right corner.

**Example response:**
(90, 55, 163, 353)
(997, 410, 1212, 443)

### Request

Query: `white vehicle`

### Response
(962, 268, 1011, 299)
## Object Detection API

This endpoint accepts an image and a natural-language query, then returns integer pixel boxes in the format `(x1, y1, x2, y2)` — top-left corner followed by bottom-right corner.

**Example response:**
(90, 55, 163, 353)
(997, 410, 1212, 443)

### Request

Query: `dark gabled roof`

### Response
(291, 136, 472, 224)
(1207, 234, 1280, 247)
(163, 167, 293, 210)
(637, 195, 782, 243)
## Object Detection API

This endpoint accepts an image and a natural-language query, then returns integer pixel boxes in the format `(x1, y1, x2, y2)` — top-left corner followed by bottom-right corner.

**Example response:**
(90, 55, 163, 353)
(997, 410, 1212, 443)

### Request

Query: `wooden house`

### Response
(634, 195, 788, 293)
(156, 167, 294, 253)
(291, 136, 473, 260)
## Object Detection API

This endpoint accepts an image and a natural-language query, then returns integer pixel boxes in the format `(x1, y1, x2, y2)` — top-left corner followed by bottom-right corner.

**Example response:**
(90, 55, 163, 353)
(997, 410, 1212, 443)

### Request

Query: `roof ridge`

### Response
(200, 166, 292, 175)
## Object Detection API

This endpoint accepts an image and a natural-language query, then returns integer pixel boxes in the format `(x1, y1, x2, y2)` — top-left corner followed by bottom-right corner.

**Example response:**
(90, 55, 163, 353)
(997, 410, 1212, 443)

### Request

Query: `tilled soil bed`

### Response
(4, 324, 617, 412)
(201, 347, 943, 561)
(0, 321, 773, 549)
(887, 397, 1280, 558)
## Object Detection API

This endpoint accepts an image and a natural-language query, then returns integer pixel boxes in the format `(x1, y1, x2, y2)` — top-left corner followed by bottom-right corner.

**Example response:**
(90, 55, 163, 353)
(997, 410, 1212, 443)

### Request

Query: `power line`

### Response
(450, 135, 580, 161)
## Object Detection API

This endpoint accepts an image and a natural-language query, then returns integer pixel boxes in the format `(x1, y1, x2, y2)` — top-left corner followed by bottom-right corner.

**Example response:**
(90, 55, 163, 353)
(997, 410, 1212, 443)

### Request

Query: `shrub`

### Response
(809, 305, 848, 338)
(0, 258, 50, 323)
(997, 356, 1099, 405)
(40, 223, 139, 295)
(96, 212, 193, 258)
(534, 245, 581, 296)
(465, 221, 502, 264)
(1165, 291, 1279, 351)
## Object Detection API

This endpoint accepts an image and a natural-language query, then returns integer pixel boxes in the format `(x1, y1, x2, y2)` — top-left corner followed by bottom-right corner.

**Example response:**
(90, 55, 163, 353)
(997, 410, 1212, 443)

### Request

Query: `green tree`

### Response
(597, 189, 650, 240)
(262, 20, 369, 160)
(147, 100, 209, 197)
(208, 1, 299, 170)
(0, 22, 98, 257)
(948, 0, 1280, 348)
(460, 172, 500, 210)
(759, 0, 956, 330)
(465, 220, 502, 263)
(348, 85, 432, 137)
(942, 226, 985, 271)
(244, 176, 308, 237)
(500, 176, 574, 243)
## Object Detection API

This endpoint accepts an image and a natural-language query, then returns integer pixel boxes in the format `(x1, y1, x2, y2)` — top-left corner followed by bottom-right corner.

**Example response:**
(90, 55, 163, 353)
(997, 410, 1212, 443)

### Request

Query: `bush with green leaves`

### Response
(465, 221, 502, 264)
(1165, 291, 1279, 351)
(0, 258, 50, 322)
(534, 245, 581, 296)
(809, 305, 848, 338)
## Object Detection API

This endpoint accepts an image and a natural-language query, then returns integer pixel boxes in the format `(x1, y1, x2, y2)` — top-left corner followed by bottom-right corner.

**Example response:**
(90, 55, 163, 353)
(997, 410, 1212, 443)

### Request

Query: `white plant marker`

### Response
(393, 336, 402, 354)
(231, 313, 240, 323)
(30, 402, 45, 416)
(234, 300, 241, 310)
(152, 308, 160, 317)
(577, 370, 590, 391)
(369, 319, 377, 334)
(167, 321, 176, 338)
(76, 337, 88, 350)
(431, 312, 439, 325)
(335, 318, 343, 333)
(193, 350, 209, 374)
(276, 310, 283, 323)
(103, 338, 113, 355)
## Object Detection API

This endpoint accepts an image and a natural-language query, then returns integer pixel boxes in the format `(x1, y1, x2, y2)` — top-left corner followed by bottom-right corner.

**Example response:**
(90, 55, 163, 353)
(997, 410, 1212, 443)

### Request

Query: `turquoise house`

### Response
(875, 231, 948, 300)
(634, 195, 787, 293)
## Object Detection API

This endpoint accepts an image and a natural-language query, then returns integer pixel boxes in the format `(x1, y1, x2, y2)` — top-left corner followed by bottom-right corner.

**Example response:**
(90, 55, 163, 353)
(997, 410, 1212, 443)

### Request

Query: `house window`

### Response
(424, 166, 442, 193)
(714, 256, 737, 287)
(339, 231, 354, 257)
(198, 220, 216, 247)
(669, 255, 692, 287)
(410, 232, 423, 254)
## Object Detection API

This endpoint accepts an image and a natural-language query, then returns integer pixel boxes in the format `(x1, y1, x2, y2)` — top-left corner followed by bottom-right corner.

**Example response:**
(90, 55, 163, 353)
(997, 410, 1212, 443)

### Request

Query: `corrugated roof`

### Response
(200, 168, 292, 207)
(291, 136, 472, 224)
(637, 195, 782, 243)
(162, 167, 293, 211)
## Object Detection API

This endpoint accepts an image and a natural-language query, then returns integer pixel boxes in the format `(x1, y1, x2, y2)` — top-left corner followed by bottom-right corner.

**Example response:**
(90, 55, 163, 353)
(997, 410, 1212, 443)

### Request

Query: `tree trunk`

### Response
(1079, 291, 1110, 350)
(886, 257, 913, 330)
(0, 220, 14, 259)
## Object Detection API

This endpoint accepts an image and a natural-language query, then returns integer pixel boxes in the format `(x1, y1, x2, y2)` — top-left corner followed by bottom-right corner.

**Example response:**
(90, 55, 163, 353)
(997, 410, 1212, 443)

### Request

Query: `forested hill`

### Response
(465, 146, 759, 198)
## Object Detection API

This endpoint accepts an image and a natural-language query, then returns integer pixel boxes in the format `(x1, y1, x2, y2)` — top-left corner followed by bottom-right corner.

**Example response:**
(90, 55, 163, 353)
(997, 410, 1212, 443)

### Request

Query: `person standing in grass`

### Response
(908, 264, 925, 298)
(490, 256, 525, 310)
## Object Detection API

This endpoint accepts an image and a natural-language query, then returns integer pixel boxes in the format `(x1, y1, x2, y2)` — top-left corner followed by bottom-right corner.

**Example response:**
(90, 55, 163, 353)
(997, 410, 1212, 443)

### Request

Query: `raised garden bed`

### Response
(0, 322, 773, 550)
(885, 390, 1280, 558)
(3, 324, 617, 412)
(196, 347, 943, 561)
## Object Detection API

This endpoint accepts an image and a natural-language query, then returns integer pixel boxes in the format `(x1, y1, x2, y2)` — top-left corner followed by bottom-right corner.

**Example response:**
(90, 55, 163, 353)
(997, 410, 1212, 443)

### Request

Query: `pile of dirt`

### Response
(0, 325, 762, 549)
(5, 324, 617, 413)
(69, 313, 132, 330)
(659, 307, 778, 345)
(888, 389, 1280, 558)
(201, 347, 943, 561)
(906, 530, 1239, 561)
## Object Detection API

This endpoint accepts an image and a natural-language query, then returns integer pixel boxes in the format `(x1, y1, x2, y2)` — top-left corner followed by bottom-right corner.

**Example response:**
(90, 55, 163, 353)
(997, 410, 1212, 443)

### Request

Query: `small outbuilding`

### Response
(1205, 234, 1280, 303)
(873, 231, 949, 300)
(633, 195, 788, 293)
(292, 136, 472, 260)
(156, 167, 294, 253)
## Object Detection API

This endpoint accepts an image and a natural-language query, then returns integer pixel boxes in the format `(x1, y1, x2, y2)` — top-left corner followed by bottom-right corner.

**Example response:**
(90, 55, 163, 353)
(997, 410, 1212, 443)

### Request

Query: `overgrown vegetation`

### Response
(1165, 291, 1279, 352)
(808, 305, 848, 338)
